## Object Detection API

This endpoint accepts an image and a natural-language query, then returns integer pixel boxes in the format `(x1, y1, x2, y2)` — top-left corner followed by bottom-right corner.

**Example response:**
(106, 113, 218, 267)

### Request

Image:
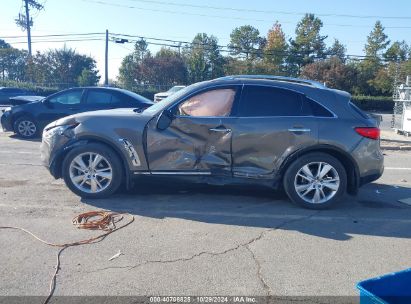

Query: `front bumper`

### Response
(1, 110, 13, 132)
(40, 128, 73, 178)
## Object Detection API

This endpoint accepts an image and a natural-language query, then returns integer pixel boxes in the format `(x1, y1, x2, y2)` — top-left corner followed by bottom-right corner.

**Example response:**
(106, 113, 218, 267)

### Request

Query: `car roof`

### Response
(217, 75, 326, 89)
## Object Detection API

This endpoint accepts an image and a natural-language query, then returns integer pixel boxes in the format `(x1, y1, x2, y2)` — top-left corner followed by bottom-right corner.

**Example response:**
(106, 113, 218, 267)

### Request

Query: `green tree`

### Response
(0, 45, 28, 82)
(77, 67, 100, 86)
(228, 25, 265, 61)
(184, 33, 225, 82)
(364, 21, 390, 60)
(356, 21, 391, 95)
(288, 14, 327, 75)
(263, 22, 288, 74)
(45, 46, 99, 88)
(328, 39, 347, 62)
(384, 41, 409, 62)
(140, 48, 187, 85)
(118, 39, 151, 88)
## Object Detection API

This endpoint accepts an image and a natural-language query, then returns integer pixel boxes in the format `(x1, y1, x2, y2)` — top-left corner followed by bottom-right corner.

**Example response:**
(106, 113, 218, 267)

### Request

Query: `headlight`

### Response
(4, 107, 12, 112)
(43, 124, 78, 139)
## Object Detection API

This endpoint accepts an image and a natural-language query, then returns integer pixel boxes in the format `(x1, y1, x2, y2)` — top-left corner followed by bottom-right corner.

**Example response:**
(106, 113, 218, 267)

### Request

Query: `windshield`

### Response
(143, 84, 199, 116)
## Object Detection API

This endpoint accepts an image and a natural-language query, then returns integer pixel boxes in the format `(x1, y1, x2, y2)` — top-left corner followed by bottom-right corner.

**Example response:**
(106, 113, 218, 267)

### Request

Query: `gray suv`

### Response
(40, 75, 384, 209)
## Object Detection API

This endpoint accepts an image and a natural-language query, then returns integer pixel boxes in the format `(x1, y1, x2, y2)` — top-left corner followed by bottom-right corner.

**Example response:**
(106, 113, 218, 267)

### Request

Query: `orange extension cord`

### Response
(0, 211, 134, 304)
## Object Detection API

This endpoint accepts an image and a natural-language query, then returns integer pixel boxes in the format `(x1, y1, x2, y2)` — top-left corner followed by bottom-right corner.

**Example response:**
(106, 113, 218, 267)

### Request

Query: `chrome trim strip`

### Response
(288, 128, 311, 132)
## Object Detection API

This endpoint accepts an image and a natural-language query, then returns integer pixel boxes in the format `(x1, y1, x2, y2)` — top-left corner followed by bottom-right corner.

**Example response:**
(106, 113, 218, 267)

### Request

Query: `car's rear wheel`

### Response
(283, 153, 347, 209)
(62, 143, 123, 198)
(14, 116, 38, 138)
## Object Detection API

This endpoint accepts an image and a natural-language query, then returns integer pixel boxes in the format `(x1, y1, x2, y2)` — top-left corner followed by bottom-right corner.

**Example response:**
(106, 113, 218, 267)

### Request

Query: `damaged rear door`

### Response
(145, 86, 241, 175)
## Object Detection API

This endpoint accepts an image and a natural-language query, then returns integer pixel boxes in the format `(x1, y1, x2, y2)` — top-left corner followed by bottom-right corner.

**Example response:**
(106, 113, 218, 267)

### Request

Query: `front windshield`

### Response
(143, 83, 200, 116)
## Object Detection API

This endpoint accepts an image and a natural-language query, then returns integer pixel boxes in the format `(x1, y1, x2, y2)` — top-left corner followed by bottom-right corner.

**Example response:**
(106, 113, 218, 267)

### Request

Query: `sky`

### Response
(1, 0, 411, 82)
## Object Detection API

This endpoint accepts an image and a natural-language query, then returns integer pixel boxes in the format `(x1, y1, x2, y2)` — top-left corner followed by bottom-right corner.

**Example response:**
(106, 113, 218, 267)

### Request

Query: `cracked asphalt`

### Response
(0, 131, 411, 299)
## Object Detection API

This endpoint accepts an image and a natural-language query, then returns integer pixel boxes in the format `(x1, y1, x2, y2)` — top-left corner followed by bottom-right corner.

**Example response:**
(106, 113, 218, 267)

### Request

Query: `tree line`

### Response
(118, 14, 411, 96)
(1, 13, 411, 96)
(0, 40, 100, 88)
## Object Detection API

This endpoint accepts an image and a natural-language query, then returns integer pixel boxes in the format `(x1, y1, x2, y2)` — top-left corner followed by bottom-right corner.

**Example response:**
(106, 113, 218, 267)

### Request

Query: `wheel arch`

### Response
(278, 144, 360, 195)
(51, 136, 132, 189)
(11, 112, 36, 127)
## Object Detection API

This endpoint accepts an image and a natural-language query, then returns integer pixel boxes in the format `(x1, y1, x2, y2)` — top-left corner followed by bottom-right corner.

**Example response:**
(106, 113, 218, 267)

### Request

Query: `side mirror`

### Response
(43, 99, 52, 108)
(157, 109, 174, 130)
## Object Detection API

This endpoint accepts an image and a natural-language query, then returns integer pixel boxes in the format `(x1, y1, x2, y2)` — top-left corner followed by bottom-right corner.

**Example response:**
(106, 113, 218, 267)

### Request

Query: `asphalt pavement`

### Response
(0, 131, 410, 301)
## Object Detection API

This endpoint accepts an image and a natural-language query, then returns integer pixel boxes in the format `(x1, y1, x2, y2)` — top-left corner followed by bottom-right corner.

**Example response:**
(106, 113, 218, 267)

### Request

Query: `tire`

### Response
(283, 152, 347, 209)
(14, 116, 38, 138)
(62, 143, 123, 199)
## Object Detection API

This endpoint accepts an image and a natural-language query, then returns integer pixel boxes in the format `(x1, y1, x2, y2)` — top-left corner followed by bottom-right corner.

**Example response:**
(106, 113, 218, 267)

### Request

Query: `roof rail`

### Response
(218, 75, 326, 89)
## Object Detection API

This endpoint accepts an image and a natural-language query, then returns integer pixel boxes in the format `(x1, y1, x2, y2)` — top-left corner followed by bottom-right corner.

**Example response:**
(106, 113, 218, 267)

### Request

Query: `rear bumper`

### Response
(1, 111, 13, 132)
(360, 168, 384, 186)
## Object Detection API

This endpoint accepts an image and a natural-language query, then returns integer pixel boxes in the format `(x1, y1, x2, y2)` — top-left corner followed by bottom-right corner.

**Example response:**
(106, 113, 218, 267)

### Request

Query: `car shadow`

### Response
(82, 180, 411, 241)
(9, 134, 41, 142)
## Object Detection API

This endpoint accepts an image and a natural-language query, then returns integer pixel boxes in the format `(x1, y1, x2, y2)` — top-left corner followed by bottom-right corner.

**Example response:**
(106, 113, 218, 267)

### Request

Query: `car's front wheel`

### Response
(14, 116, 38, 138)
(283, 153, 347, 209)
(62, 143, 123, 198)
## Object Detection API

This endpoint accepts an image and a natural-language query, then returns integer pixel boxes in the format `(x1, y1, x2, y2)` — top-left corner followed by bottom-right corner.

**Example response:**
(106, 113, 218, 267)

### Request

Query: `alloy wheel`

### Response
(69, 152, 113, 194)
(294, 162, 340, 204)
(18, 120, 36, 137)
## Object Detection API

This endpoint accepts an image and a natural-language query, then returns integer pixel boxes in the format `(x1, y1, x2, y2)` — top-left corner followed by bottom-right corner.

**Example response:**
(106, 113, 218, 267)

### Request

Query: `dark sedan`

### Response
(0, 87, 33, 105)
(1, 87, 153, 138)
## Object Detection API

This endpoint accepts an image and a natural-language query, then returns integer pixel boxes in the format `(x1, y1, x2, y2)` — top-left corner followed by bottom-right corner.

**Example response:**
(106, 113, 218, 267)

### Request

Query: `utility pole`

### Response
(105, 29, 109, 86)
(24, 0, 32, 57)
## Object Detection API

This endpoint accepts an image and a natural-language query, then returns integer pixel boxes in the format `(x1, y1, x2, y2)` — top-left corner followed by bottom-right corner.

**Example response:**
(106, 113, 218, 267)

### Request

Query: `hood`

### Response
(46, 108, 153, 130)
(11, 100, 43, 112)
(9, 95, 44, 106)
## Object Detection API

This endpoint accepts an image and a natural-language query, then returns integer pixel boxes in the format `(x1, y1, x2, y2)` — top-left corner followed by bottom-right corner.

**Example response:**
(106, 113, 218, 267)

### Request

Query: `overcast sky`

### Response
(1, 0, 411, 81)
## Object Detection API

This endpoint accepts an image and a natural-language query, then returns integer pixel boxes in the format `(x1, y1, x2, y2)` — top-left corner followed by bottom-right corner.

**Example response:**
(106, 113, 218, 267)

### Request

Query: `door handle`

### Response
(288, 128, 311, 132)
(209, 127, 232, 133)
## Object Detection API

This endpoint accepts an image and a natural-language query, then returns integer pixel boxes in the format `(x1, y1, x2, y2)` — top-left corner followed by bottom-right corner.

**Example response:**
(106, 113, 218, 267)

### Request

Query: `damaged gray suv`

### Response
(40, 75, 384, 209)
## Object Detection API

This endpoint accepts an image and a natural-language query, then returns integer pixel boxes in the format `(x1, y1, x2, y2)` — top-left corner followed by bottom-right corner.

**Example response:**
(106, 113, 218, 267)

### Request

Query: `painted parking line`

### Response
(385, 167, 411, 170)
(0, 150, 37, 154)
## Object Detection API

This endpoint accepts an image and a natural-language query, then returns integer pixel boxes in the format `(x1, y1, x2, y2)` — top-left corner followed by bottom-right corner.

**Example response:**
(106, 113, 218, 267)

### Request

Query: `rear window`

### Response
(349, 102, 369, 119)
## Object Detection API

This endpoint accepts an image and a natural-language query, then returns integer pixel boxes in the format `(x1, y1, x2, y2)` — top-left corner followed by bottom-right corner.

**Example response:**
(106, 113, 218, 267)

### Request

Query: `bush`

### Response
(351, 96, 394, 112)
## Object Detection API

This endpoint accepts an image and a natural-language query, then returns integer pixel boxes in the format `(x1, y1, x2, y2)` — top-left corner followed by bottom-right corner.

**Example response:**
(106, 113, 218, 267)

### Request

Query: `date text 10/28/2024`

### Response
(149, 297, 257, 303)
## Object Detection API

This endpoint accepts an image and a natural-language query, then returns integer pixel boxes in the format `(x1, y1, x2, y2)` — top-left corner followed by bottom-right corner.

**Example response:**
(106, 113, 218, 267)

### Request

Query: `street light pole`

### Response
(105, 29, 109, 86)
(24, 0, 32, 57)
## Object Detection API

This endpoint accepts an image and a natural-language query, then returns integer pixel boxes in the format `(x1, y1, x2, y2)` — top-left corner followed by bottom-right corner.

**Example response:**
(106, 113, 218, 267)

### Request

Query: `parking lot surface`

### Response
(0, 131, 410, 298)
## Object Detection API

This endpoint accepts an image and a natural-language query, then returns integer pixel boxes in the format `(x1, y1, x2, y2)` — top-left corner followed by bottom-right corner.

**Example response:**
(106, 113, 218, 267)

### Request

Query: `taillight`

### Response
(355, 127, 380, 140)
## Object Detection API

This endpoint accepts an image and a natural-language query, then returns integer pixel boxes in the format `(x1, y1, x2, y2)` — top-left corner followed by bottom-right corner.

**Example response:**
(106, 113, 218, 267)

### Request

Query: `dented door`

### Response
(145, 86, 240, 175)
(145, 116, 234, 175)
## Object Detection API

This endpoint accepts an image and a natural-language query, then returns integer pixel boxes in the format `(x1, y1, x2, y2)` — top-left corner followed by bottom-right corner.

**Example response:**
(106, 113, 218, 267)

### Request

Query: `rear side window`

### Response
(239, 86, 305, 117)
(305, 97, 334, 117)
(86, 90, 120, 105)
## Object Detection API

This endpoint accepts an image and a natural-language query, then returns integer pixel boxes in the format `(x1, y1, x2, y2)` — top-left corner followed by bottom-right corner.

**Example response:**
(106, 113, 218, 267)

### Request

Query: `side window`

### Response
(49, 90, 82, 105)
(177, 88, 236, 117)
(305, 97, 334, 117)
(86, 90, 118, 105)
(239, 86, 305, 117)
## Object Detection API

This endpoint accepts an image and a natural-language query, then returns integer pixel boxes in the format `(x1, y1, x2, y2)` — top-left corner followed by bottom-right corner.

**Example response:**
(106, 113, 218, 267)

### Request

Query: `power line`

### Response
(81, 0, 411, 28)
(124, 0, 411, 20)
(9, 38, 105, 44)
(1, 32, 105, 39)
